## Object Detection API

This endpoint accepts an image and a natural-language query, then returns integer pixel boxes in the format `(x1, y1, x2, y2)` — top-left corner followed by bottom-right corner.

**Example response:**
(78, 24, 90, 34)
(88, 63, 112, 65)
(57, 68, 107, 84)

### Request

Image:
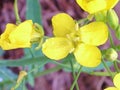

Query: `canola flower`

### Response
(76, 0, 119, 14)
(0, 20, 43, 50)
(42, 13, 108, 67)
(104, 73, 120, 90)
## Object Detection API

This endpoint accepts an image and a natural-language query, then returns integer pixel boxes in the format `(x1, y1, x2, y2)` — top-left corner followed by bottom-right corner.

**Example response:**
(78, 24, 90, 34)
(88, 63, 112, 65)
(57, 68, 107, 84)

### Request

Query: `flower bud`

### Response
(115, 25, 120, 40)
(11, 71, 27, 90)
(104, 48, 118, 61)
(95, 11, 107, 22)
(107, 9, 119, 30)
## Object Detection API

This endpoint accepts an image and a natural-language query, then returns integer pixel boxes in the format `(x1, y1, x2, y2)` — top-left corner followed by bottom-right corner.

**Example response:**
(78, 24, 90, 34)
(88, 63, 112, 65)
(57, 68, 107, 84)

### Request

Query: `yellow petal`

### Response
(0, 24, 16, 50)
(52, 13, 75, 37)
(9, 20, 33, 48)
(80, 22, 108, 46)
(74, 43, 101, 67)
(106, 0, 119, 9)
(42, 37, 74, 60)
(104, 87, 119, 90)
(113, 73, 120, 89)
(76, 0, 106, 14)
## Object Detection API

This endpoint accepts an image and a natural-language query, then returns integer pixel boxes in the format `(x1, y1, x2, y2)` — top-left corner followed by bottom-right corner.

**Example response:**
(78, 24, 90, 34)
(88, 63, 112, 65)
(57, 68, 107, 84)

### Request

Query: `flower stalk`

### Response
(14, 0, 21, 24)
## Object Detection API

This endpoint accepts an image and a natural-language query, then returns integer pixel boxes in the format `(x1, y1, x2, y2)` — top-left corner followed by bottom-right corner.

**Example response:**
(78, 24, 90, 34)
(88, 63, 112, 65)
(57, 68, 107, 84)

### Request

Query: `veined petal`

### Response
(104, 87, 119, 90)
(106, 0, 119, 9)
(74, 43, 101, 67)
(52, 13, 75, 37)
(0, 24, 16, 50)
(9, 20, 33, 48)
(80, 22, 108, 46)
(76, 0, 106, 14)
(42, 37, 74, 60)
(113, 73, 120, 89)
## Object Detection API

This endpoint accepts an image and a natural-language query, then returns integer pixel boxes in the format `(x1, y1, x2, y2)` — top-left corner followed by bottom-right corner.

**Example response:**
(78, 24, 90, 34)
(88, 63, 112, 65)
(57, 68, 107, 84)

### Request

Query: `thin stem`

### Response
(113, 61, 120, 72)
(29, 49, 35, 58)
(22, 79, 25, 90)
(14, 0, 21, 24)
(70, 59, 79, 90)
(35, 66, 62, 77)
(28, 60, 47, 74)
(116, 60, 120, 63)
(109, 31, 114, 48)
(89, 71, 117, 76)
(49, 60, 70, 69)
(109, 31, 120, 73)
(70, 66, 82, 90)
(102, 59, 114, 78)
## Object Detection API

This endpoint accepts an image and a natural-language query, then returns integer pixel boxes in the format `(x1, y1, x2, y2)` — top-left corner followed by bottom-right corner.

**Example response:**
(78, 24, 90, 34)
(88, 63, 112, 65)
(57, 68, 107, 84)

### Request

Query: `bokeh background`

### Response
(0, 0, 120, 90)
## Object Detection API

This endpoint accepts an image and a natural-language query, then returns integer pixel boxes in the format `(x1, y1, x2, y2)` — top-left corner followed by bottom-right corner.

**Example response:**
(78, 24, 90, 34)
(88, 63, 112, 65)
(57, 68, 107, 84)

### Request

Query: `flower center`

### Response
(66, 23, 81, 46)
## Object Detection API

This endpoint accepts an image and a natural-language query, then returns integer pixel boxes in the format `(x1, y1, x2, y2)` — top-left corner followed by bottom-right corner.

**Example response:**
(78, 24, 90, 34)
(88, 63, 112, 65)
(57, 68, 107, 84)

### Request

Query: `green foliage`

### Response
(26, 0, 42, 24)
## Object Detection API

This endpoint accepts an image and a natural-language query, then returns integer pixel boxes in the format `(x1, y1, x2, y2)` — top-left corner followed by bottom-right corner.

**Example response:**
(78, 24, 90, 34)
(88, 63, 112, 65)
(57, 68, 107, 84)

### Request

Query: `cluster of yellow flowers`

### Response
(0, 0, 119, 67)
(0, 0, 119, 89)
(42, 13, 108, 67)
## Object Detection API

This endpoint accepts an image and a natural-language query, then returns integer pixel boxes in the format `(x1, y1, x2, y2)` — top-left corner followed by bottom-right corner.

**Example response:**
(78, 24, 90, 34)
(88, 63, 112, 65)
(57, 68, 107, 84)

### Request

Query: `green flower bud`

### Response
(95, 11, 107, 22)
(115, 25, 120, 40)
(107, 9, 119, 30)
(104, 48, 118, 61)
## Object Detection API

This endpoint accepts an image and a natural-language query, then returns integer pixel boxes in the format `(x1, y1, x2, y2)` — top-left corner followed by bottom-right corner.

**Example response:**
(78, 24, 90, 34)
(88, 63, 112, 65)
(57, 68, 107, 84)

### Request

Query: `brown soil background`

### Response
(0, 0, 120, 90)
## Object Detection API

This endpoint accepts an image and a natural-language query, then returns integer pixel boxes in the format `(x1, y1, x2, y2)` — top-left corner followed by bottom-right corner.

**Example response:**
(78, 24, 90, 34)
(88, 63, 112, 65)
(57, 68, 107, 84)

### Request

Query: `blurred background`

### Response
(0, 0, 120, 90)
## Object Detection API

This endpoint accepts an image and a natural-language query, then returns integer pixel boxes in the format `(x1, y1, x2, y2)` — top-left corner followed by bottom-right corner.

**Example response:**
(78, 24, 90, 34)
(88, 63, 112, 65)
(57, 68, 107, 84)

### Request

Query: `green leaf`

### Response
(0, 55, 49, 67)
(26, 0, 42, 24)
(27, 73, 34, 87)
(0, 67, 17, 85)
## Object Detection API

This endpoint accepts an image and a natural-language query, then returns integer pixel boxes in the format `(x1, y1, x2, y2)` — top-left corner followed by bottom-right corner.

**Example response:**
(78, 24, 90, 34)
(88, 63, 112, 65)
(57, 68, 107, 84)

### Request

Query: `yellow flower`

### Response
(42, 13, 108, 67)
(0, 20, 42, 50)
(104, 73, 120, 90)
(76, 0, 119, 14)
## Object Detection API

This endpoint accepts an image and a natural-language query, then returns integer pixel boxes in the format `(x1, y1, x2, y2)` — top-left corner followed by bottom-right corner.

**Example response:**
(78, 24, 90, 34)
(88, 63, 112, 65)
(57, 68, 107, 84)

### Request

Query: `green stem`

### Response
(102, 59, 114, 78)
(35, 66, 62, 77)
(28, 60, 47, 74)
(70, 66, 82, 90)
(29, 49, 35, 58)
(22, 79, 25, 90)
(49, 60, 70, 69)
(116, 60, 120, 63)
(109, 31, 120, 73)
(14, 0, 21, 24)
(70, 59, 79, 90)
(109, 31, 114, 48)
(89, 71, 117, 76)
(113, 61, 120, 72)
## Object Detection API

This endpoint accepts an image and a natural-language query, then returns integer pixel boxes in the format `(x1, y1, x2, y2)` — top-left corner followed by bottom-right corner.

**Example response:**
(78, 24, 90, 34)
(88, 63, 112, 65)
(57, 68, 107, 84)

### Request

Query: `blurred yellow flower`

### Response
(76, 0, 119, 14)
(42, 13, 108, 67)
(0, 20, 40, 50)
(11, 71, 27, 90)
(104, 73, 120, 90)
